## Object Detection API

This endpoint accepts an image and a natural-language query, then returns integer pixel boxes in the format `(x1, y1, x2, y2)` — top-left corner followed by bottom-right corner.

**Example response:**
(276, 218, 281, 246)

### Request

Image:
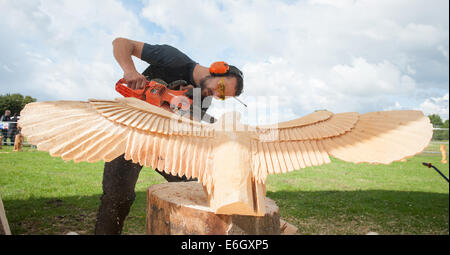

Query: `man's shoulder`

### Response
(142, 43, 196, 67)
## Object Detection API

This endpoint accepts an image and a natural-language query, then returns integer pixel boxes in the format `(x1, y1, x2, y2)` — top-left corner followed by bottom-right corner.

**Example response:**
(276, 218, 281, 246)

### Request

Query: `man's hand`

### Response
(124, 71, 147, 90)
(112, 37, 146, 89)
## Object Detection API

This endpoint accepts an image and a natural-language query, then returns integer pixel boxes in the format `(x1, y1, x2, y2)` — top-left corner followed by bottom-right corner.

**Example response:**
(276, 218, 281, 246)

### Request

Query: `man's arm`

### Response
(112, 37, 147, 89)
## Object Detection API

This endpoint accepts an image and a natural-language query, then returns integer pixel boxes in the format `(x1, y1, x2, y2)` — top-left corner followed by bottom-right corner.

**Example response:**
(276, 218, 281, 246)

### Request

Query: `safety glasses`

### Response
(217, 77, 226, 100)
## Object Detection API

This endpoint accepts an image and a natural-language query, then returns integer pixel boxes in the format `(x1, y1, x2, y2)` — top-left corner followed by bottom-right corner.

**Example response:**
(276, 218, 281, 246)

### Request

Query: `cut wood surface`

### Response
(146, 182, 280, 235)
(280, 219, 298, 235)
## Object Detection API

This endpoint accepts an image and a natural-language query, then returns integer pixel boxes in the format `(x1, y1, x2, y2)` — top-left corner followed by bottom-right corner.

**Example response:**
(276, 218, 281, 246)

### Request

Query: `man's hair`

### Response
(227, 65, 244, 96)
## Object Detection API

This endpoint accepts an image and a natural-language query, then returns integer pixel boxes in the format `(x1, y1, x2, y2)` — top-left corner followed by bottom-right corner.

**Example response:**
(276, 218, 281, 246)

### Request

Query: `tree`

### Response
(0, 93, 37, 116)
(428, 114, 443, 128)
(429, 116, 449, 141)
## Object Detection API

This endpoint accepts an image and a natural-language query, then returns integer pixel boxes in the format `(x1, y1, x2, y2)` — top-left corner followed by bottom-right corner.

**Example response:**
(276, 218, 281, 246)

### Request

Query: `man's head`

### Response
(200, 62, 244, 99)
(4, 110, 10, 116)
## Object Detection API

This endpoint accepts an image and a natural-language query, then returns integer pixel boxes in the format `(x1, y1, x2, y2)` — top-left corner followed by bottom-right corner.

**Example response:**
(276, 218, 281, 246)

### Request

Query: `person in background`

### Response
(0, 110, 11, 146)
(8, 113, 19, 146)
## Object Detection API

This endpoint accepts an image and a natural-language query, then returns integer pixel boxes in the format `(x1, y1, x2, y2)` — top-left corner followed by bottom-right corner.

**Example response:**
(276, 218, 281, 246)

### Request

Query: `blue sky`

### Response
(0, 0, 448, 124)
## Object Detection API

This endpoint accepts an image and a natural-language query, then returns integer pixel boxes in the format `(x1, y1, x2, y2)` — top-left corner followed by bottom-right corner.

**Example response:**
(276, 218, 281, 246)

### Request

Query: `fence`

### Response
(0, 121, 20, 146)
(422, 128, 449, 157)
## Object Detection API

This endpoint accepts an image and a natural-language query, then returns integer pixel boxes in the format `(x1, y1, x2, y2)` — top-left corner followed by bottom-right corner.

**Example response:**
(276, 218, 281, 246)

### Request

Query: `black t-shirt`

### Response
(140, 43, 212, 115)
(141, 43, 197, 85)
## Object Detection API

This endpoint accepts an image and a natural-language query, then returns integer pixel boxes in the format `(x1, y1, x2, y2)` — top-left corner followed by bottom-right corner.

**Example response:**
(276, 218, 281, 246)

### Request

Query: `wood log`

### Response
(146, 182, 280, 235)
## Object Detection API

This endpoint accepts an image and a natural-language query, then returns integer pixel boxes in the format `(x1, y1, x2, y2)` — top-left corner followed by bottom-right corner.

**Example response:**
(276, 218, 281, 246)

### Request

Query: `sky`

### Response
(0, 0, 448, 124)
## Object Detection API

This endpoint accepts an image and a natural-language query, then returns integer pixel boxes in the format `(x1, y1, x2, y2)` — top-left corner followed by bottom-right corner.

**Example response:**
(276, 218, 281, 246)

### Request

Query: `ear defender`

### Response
(209, 61, 230, 76)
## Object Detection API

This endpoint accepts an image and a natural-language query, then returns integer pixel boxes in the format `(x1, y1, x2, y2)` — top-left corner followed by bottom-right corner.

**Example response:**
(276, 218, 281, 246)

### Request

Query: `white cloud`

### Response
(207, 56, 415, 123)
(418, 93, 449, 120)
(438, 45, 449, 60)
(330, 58, 416, 96)
(406, 65, 416, 75)
(0, 0, 148, 101)
(309, 0, 356, 8)
(398, 23, 443, 47)
(0, 0, 448, 125)
(2, 65, 13, 73)
(139, 0, 447, 118)
(384, 101, 404, 111)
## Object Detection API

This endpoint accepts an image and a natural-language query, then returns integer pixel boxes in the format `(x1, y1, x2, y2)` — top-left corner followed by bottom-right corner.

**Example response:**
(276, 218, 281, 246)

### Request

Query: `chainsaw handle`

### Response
(115, 78, 146, 99)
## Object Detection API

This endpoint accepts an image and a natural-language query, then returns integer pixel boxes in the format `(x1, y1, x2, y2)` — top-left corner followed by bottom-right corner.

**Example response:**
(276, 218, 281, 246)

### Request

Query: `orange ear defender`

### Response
(209, 61, 230, 76)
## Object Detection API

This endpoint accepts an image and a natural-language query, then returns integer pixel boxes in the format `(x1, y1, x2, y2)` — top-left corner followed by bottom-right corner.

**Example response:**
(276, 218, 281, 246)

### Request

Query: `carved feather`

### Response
(19, 98, 433, 215)
(250, 110, 432, 183)
(19, 98, 216, 192)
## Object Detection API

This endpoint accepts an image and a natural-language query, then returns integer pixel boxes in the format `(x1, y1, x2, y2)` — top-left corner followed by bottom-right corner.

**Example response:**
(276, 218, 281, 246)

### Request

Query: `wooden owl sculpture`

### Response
(19, 97, 433, 216)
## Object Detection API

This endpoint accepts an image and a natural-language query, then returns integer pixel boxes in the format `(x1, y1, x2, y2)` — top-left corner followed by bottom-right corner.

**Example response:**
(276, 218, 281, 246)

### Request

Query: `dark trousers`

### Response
(94, 154, 195, 235)
(1, 130, 7, 145)
(8, 130, 16, 145)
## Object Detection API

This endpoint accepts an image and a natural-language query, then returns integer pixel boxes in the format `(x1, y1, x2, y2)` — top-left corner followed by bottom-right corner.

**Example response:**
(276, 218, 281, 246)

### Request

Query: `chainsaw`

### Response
(115, 78, 193, 115)
(115, 78, 217, 123)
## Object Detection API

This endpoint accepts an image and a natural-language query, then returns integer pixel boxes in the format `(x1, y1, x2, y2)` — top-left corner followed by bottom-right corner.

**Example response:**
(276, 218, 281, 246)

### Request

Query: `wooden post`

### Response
(0, 135, 2, 150)
(146, 182, 281, 235)
(0, 193, 11, 235)
(13, 132, 23, 152)
(441, 144, 447, 164)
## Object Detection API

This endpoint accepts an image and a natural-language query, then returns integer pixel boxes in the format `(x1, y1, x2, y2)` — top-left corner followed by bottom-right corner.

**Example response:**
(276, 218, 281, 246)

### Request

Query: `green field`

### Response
(0, 143, 448, 235)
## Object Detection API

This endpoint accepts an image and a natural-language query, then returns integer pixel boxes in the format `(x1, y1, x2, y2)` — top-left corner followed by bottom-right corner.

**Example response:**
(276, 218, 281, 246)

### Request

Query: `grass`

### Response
(0, 143, 448, 235)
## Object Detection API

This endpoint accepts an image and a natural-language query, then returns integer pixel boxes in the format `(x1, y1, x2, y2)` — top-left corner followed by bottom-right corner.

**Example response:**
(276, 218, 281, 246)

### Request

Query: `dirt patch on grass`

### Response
(12, 212, 97, 235)
(284, 215, 385, 235)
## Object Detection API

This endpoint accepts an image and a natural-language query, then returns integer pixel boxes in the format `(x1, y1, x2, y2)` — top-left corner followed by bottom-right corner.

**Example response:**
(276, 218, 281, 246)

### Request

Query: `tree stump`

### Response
(146, 182, 280, 235)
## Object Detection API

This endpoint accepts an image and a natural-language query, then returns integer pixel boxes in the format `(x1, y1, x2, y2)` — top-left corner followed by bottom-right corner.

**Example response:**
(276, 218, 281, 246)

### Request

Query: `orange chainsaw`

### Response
(115, 78, 192, 114)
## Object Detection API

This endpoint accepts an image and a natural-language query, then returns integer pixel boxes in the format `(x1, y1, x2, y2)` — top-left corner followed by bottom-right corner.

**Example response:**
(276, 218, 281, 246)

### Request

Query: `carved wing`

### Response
(250, 110, 433, 183)
(19, 97, 216, 188)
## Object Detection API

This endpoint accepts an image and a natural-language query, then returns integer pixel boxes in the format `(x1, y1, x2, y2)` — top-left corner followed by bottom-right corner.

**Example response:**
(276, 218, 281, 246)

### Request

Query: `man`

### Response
(0, 110, 11, 146)
(94, 38, 244, 234)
